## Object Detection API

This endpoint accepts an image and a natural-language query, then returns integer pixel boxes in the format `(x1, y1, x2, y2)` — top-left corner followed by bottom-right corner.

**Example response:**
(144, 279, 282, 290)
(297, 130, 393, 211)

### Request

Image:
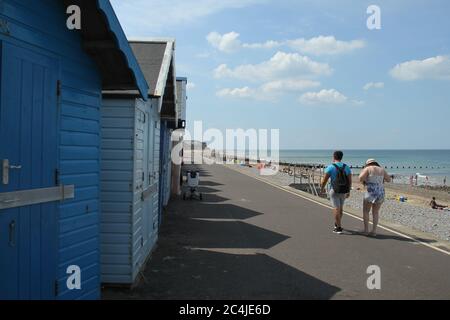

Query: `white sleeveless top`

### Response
(360, 166, 390, 204)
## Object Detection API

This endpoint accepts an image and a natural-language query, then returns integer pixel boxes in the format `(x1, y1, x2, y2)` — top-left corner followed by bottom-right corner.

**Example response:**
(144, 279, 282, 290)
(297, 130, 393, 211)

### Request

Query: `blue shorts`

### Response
(329, 189, 347, 209)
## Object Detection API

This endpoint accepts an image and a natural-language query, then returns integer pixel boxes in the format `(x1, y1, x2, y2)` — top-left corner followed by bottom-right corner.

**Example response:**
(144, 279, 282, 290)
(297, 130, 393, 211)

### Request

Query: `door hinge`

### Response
(55, 169, 60, 186)
(54, 280, 59, 296)
(57, 80, 61, 97)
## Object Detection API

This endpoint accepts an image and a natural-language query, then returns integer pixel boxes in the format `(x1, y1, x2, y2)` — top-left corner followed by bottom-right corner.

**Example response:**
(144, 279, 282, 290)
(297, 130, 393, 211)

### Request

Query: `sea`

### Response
(228, 149, 450, 186)
(279, 150, 450, 186)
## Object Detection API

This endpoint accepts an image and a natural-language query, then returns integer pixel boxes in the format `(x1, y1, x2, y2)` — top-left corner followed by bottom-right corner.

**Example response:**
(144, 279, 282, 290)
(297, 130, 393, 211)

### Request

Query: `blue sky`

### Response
(111, 0, 450, 149)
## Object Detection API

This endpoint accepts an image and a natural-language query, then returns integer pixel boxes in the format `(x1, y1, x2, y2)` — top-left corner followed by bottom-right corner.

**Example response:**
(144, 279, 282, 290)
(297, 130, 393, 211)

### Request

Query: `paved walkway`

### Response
(103, 164, 450, 300)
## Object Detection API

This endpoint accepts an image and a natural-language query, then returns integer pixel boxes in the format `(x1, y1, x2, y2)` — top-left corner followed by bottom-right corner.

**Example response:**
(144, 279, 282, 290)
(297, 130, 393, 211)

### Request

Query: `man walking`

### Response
(320, 151, 352, 234)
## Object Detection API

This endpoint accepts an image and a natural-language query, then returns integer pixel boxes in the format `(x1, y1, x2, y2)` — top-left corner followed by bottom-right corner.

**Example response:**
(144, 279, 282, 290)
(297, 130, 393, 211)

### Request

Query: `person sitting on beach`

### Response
(430, 197, 447, 210)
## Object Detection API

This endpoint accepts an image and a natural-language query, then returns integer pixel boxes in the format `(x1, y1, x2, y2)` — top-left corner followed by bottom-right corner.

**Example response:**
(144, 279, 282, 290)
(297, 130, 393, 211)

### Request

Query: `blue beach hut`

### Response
(0, 0, 148, 300)
(101, 39, 177, 285)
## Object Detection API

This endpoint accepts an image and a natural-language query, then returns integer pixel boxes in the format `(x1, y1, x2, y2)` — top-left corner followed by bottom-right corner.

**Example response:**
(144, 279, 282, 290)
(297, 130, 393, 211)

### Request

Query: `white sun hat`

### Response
(366, 159, 378, 166)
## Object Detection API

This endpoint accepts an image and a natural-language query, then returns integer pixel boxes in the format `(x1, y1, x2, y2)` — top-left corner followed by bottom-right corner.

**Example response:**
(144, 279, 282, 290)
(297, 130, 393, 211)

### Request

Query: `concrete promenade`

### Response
(103, 164, 450, 300)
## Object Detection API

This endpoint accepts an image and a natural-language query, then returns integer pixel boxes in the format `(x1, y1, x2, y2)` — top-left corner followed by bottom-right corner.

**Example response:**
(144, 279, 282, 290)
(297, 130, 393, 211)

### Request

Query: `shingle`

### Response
(129, 42, 167, 95)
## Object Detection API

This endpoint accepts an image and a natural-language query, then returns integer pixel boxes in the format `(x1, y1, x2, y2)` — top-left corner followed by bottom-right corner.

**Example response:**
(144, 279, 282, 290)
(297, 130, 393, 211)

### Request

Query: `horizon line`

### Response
(219, 148, 450, 151)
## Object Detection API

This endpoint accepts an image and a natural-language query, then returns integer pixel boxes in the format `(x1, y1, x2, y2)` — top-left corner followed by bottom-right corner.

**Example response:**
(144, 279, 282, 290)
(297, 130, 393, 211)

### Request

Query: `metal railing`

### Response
(288, 163, 324, 197)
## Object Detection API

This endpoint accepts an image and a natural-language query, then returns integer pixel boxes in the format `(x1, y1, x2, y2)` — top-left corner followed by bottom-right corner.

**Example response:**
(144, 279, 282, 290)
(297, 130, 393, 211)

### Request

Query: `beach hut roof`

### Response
(103, 39, 178, 119)
(65, 0, 149, 98)
(130, 39, 176, 97)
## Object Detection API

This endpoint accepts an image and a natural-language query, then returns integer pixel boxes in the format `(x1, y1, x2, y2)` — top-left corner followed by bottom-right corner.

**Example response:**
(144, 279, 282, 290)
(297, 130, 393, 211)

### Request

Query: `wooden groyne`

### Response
(210, 152, 447, 175)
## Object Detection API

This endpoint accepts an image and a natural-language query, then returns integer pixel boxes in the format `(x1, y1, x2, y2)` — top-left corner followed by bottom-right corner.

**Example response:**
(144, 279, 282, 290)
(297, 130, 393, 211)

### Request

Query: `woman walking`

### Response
(359, 159, 391, 236)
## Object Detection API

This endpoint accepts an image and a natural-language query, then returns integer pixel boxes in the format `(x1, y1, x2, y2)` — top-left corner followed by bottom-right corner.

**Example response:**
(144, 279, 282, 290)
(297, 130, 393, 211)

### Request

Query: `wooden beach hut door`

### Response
(0, 43, 59, 299)
(136, 104, 152, 255)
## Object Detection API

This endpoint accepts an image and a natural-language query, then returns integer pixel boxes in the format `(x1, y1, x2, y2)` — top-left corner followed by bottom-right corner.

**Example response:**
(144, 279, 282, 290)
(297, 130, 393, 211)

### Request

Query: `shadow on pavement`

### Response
(344, 229, 438, 244)
(103, 248, 340, 300)
(103, 179, 342, 300)
(182, 164, 213, 178)
(200, 181, 224, 187)
(182, 219, 288, 249)
(188, 203, 263, 220)
(191, 186, 219, 194)
(196, 193, 230, 203)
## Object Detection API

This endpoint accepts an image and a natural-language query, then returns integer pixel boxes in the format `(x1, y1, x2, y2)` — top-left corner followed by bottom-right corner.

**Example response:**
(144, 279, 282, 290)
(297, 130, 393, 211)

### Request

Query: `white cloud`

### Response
(218, 86, 364, 105)
(214, 64, 233, 78)
(217, 87, 254, 99)
(207, 32, 281, 53)
(299, 89, 348, 105)
(186, 83, 196, 90)
(206, 33, 365, 56)
(110, 0, 266, 34)
(390, 55, 450, 81)
(207, 32, 241, 53)
(363, 82, 385, 90)
(216, 79, 320, 101)
(299, 89, 364, 106)
(214, 52, 333, 81)
(260, 79, 321, 93)
(287, 36, 366, 56)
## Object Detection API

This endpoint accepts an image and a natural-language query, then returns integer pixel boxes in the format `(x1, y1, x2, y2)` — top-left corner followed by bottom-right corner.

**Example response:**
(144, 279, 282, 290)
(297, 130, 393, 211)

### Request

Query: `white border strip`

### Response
(227, 166, 450, 256)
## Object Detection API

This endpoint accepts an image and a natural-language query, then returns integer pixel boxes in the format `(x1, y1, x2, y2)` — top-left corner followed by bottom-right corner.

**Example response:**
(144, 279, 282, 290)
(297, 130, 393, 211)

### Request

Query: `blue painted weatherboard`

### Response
(0, 0, 146, 300)
(100, 97, 160, 284)
(0, 0, 101, 300)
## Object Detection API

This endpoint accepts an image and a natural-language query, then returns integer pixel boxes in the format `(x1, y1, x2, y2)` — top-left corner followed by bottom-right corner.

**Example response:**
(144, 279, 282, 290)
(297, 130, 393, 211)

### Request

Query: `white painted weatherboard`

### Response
(101, 98, 161, 284)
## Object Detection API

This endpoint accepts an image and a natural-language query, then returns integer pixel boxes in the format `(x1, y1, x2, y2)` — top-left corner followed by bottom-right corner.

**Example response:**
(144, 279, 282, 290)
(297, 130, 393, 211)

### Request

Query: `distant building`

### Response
(184, 141, 208, 151)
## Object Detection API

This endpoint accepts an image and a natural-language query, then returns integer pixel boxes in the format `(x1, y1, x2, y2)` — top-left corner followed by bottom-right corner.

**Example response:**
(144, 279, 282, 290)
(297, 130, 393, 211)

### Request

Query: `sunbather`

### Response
(430, 197, 448, 210)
